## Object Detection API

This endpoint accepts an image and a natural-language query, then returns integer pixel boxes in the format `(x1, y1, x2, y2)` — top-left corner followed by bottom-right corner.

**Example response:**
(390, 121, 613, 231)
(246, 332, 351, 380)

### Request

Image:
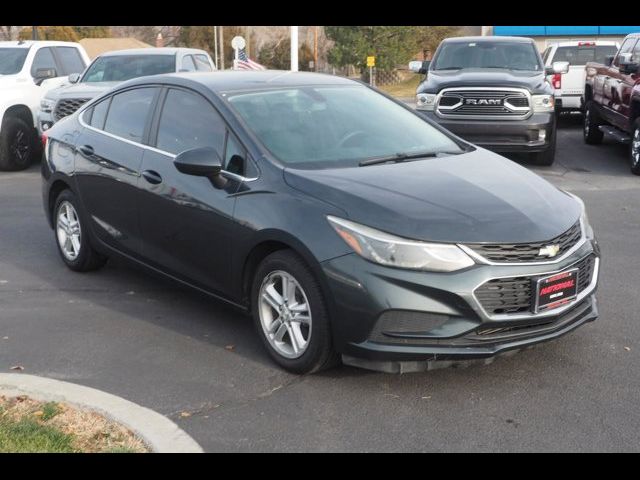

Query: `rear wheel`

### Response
(0, 117, 37, 171)
(631, 119, 640, 176)
(251, 250, 339, 374)
(583, 101, 604, 145)
(54, 190, 108, 272)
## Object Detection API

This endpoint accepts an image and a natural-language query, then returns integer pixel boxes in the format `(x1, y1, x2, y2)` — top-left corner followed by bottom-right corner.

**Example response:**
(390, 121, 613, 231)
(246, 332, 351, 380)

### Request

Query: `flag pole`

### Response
(290, 26, 298, 72)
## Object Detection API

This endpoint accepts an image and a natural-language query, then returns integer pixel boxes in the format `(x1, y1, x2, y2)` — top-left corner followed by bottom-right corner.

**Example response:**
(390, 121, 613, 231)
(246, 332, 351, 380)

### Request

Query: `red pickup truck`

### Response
(584, 33, 640, 175)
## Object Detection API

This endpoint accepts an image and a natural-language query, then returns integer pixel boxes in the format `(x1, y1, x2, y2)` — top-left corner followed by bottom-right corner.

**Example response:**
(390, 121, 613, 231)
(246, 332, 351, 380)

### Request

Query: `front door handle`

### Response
(142, 170, 163, 185)
(78, 144, 94, 156)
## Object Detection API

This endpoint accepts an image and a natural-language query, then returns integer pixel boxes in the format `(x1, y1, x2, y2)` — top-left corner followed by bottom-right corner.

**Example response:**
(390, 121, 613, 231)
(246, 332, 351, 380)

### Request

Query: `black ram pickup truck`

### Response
(410, 36, 569, 165)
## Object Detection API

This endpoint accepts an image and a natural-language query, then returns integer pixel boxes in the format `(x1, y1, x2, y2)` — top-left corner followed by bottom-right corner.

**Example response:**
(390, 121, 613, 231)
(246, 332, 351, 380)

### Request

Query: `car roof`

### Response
(98, 47, 209, 57)
(0, 40, 81, 48)
(118, 70, 359, 93)
(442, 36, 535, 44)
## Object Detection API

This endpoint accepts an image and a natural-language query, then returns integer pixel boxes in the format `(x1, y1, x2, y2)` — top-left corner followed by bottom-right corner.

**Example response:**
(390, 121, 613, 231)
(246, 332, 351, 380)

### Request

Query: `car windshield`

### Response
(552, 45, 619, 65)
(226, 85, 464, 169)
(433, 41, 541, 71)
(81, 54, 175, 82)
(0, 48, 29, 75)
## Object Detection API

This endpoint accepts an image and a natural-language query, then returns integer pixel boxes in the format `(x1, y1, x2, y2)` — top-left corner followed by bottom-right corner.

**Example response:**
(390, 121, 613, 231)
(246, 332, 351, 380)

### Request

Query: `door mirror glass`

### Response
(68, 73, 81, 84)
(34, 68, 57, 84)
(605, 54, 615, 67)
(174, 147, 223, 178)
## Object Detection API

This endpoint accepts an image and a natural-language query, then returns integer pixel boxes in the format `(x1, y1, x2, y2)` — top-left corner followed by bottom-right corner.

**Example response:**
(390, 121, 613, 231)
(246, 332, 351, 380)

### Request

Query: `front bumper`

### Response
(420, 111, 555, 153)
(321, 237, 600, 372)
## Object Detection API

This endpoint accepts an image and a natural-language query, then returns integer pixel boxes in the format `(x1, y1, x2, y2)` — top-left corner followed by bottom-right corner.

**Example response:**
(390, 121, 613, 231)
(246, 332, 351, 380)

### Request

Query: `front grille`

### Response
(436, 89, 530, 119)
(466, 221, 582, 263)
(475, 254, 597, 316)
(54, 98, 91, 121)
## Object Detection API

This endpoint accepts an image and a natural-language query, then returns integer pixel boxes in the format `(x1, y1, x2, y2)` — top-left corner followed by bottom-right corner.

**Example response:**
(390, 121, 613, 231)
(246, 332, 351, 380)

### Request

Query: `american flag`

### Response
(234, 47, 266, 71)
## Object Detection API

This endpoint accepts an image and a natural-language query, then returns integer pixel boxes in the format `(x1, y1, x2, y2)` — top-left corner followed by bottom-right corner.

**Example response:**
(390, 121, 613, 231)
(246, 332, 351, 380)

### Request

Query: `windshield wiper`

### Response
(359, 151, 460, 167)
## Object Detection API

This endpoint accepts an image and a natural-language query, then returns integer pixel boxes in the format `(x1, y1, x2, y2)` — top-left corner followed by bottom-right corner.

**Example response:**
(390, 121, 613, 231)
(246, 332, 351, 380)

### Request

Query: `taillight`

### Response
(552, 73, 562, 90)
(41, 133, 48, 149)
(578, 42, 595, 47)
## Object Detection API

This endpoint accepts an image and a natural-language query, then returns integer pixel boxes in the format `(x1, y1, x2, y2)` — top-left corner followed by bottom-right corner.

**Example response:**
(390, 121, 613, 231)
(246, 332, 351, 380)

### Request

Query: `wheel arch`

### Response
(46, 178, 74, 227)
(2, 104, 36, 128)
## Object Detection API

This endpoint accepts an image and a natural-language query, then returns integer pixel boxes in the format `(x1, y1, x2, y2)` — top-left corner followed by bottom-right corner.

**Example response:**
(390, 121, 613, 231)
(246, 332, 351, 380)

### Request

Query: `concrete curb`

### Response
(0, 373, 203, 453)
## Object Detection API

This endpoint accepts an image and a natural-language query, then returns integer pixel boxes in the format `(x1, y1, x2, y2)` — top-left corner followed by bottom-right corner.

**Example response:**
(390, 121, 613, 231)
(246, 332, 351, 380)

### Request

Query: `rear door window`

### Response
(89, 98, 111, 130)
(54, 47, 86, 74)
(181, 55, 196, 72)
(194, 54, 213, 71)
(103, 88, 157, 143)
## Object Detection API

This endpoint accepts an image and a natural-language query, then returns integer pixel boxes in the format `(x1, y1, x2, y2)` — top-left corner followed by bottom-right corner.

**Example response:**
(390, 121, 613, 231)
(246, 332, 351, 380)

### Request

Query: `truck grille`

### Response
(54, 98, 91, 121)
(436, 88, 531, 119)
(474, 254, 596, 316)
(465, 221, 582, 263)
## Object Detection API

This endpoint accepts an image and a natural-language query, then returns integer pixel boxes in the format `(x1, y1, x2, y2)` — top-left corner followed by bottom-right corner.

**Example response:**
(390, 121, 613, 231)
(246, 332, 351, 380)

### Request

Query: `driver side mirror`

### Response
(68, 73, 81, 84)
(174, 147, 226, 187)
(605, 55, 615, 67)
(409, 60, 430, 74)
(545, 61, 569, 75)
(34, 68, 57, 85)
(618, 53, 639, 74)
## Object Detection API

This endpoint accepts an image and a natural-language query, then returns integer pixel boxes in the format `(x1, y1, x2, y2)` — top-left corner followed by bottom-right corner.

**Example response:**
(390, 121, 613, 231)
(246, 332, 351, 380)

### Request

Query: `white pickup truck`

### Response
(542, 40, 619, 115)
(0, 40, 90, 171)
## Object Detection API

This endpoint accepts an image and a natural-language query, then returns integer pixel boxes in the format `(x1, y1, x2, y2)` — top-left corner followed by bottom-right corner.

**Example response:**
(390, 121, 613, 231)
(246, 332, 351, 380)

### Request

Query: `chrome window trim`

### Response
(458, 218, 587, 266)
(471, 255, 599, 322)
(435, 86, 533, 121)
(78, 109, 258, 182)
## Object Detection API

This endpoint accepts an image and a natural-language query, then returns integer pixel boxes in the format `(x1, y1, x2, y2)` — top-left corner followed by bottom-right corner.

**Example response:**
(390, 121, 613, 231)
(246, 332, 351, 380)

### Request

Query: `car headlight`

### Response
(416, 93, 436, 111)
(327, 216, 475, 272)
(40, 98, 56, 114)
(532, 94, 555, 113)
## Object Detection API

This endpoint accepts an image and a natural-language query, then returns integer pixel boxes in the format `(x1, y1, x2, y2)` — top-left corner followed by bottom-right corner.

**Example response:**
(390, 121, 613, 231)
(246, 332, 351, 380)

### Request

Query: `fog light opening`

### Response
(538, 129, 547, 141)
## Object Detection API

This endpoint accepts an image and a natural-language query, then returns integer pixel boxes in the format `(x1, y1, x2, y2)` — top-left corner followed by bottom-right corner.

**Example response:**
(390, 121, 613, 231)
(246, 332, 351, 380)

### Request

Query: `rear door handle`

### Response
(78, 144, 94, 156)
(142, 170, 163, 185)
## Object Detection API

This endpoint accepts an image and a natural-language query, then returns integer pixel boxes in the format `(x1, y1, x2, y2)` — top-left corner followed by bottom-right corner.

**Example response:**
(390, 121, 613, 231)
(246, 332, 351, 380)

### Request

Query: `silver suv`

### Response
(38, 47, 215, 133)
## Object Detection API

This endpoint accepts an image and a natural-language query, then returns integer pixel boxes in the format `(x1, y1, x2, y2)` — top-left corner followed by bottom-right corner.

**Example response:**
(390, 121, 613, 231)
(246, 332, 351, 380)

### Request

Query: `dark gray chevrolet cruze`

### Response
(41, 71, 600, 374)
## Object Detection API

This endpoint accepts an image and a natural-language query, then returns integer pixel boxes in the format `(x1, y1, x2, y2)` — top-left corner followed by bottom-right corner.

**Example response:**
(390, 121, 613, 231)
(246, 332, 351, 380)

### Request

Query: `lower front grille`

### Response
(475, 254, 597, 316)
(54, 98, 91, 121)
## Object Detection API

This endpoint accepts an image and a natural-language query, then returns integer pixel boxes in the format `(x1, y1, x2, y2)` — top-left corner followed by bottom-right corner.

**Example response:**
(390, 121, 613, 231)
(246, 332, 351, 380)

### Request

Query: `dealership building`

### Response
(482, 26, 640, 49)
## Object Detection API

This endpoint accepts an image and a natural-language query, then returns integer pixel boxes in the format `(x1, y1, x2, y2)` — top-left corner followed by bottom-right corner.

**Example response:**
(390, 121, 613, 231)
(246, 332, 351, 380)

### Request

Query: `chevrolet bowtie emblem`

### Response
(539, 244, 561, 258)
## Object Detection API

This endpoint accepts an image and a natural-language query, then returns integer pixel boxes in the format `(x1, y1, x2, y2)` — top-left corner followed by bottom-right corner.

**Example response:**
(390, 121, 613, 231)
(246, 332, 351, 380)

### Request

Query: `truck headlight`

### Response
(532, 94, 555, 113)
(327, 216, 475, 272)
(40, 98, 56, 114)
(416, 93, 436, 111)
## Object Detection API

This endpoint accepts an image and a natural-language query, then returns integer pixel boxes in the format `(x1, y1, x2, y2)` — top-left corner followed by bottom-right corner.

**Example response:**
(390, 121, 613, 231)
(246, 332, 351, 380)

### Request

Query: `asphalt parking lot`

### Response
(1, 114, 639, 452)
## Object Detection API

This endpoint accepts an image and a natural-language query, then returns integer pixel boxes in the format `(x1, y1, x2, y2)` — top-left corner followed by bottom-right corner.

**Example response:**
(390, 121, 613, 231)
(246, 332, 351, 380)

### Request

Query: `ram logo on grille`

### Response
(465, 98, 502, 106)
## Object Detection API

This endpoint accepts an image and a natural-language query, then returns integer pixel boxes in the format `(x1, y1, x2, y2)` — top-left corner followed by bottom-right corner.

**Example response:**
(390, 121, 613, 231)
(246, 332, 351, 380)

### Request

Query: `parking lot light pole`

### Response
(32, 26, 38, 40)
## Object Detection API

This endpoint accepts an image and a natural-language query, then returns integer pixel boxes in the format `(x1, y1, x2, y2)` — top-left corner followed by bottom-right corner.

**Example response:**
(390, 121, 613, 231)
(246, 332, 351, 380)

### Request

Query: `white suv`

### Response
(542, 40, 619, 115)
(0, 41, 90, 171)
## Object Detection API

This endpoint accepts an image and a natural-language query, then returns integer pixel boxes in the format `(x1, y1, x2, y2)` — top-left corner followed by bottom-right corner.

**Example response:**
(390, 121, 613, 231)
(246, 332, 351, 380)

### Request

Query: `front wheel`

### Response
(53, 190, 108, 272)
(0, 117, 37, 171)
(631, 119, 640, 176)
(531, 133, 556, 166)
(251, 250, 339, 374)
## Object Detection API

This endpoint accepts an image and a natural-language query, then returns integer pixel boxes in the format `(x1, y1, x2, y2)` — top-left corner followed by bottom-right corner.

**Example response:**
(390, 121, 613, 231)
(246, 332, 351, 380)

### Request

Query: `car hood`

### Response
(46, 82, 119, 100)
(418, 69, 549, 94)
(283, 149, 581, 244)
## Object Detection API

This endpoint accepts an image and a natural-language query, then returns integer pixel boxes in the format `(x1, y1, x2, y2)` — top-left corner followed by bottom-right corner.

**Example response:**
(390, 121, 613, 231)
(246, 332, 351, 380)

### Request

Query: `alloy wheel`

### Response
(11, 129, 31, 164)
(632, 127, 640, 167)
(258, 270, 312, 359)
(56, 201, 82, 261)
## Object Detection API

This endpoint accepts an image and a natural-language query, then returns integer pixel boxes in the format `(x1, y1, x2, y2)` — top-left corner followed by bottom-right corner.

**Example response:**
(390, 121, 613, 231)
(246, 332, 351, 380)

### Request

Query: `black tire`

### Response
(53, 189, 108, 272)
(631, 119, 640, 176)
(531, 131, 556, 166)
(583, 101, 604, 145)
(0, 116, 38, 171)
(251, 250, 339, 374)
